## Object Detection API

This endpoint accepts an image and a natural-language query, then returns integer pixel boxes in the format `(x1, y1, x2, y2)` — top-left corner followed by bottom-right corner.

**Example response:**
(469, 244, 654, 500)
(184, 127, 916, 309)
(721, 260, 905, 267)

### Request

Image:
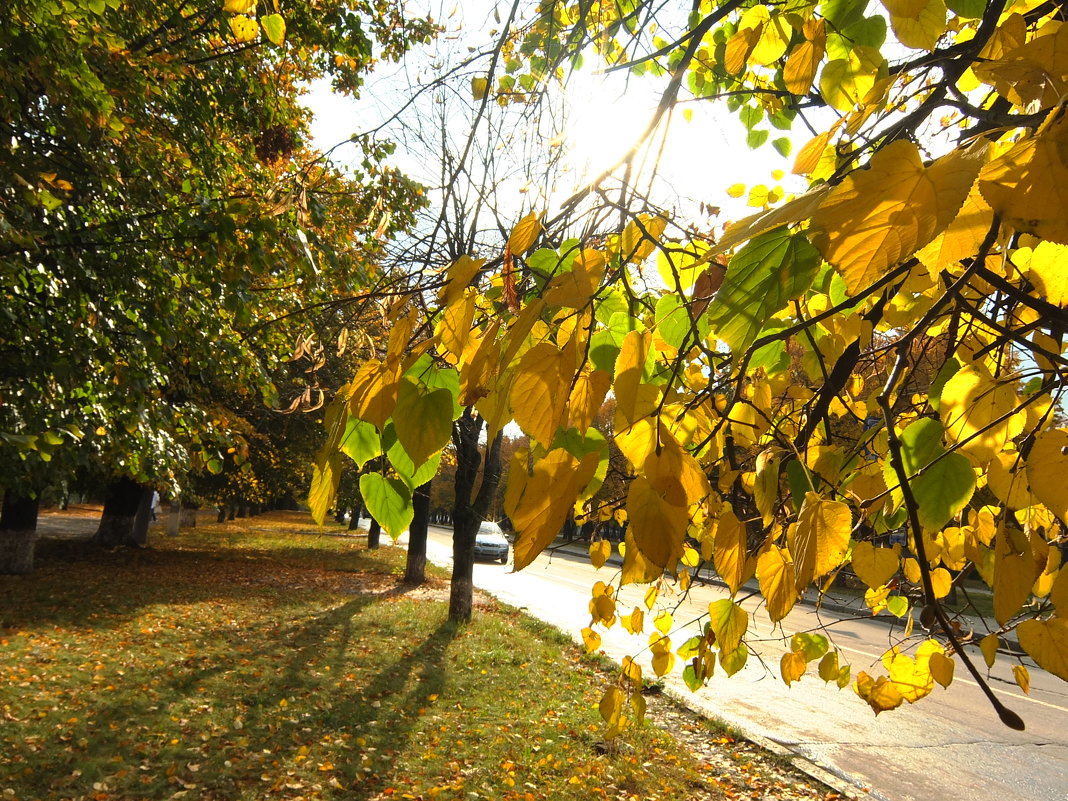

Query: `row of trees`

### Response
(0, 0, 435, 569)
(312, 0, 1068, 734)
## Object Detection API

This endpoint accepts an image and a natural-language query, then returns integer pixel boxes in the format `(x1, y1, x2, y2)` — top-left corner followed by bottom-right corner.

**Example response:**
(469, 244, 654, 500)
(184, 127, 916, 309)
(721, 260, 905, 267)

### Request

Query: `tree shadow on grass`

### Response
(4, 586, 459, 801)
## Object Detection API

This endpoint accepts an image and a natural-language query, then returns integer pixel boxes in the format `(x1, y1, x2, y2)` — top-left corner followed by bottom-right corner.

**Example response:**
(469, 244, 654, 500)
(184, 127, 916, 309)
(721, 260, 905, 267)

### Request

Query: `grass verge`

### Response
(3, 511, 735, 801)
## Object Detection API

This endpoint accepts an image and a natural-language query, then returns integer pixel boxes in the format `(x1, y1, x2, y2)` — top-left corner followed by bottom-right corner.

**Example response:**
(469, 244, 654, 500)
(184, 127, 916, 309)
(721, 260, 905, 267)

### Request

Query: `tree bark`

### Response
(348, 504, 362, 531)
(367, 517, 381, 549)
(0, 493, 39, 574)
(448, 413, 504, 623)
(404, 480, 432, 585)
(95, 477, 152, 547)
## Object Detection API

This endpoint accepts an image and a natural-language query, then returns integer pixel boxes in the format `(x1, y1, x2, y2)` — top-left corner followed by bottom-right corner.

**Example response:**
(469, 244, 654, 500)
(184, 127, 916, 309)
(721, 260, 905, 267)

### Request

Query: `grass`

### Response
(1, 512, 734, 801)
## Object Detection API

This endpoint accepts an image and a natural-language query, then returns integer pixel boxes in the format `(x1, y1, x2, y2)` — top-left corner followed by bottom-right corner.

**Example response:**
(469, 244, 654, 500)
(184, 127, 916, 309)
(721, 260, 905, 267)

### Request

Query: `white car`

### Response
(473, 520, 509, 563)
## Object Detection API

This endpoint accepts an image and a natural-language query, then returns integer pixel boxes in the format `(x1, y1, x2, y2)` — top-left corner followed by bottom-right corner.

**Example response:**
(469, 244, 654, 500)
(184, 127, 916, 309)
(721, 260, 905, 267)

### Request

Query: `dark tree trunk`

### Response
(404, 480, 432, 585)
(367, 518, 381, 549)
(334, 507, 346, 524)
(95, 477, 152, 547)
(0, 493, 39, 574)
(449, 413, 504, 623)
(348, 504, 362, 531)
(217, 506, 227, 523)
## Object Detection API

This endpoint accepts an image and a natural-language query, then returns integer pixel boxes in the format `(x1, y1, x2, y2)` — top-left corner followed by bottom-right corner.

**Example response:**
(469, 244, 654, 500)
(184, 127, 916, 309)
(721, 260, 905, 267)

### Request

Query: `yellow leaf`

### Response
(714, 507, 748, 595)
(348, 359, 400, 430)
(818, 651, 840, 683)
(620, 215, 667, 263)
(223, 0, 255, 12)
(613, 330, 657, 427)
(980, 633, 999, 668)
(724, 25, 760, 75)
(589, 540, 611, 569)
(621, 607, 645, 635)
(793, 129, 834, 177)
(750, 9, 790, 65)
(972, 24, 1068, 111)
(818, 47, 885, 112)
(882, 0, 948, 51)
(940, 362, 1021, 464)
(754, 449, 780, 526)
(1016, 618, 1068, 681)
(726, 183, 746, 198)
(471, 76, 488, 100)
(916, 185, 995, 277)
(511, 450, 601, 571)
(544, 248, 605, 307)
(1013, 664, 1031, 694)
(711, 185, 831, 257)
(437, 289, 476, 361)
(1051, 567, 1068, 617)
(757, 543, 798, 623)
(1026, 428, 1068, 522)
(439, 255, 485, 305)
(851, 541, 900, 590)
(621, 529, 665, 586)
(854, 671, 904, 714)
(1024, 241, 1068, 306)
(626, 476, 689, 571)
(708, 599, 748, 655)
(508, 211, 541, 254)
(599, 686, 625, 726)
(780, 650, 807, 686)
(582, 627, 602, 653)
(987, 450, 1036, 510)
(979, 113, 1068, 244)
(510, 342, 568, 447)
(622, 656, 643, 684)
(812, 139, 987, 293)
(651, 650, 675, 677)
(386, 311, 416, 366)
(994, 524, 1036, 625)
(789, 492, 852, 591)
(228, 14, 258, 42)
(654, 610, 673, 634)
(929, 651, 954, 688)
(783, 19, 825, 95)
(643, 433, 710, 507)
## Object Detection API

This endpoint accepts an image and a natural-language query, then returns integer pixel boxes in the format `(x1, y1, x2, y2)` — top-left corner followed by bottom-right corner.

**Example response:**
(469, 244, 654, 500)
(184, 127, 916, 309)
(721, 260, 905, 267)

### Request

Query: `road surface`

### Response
(417, 525, 1068, 801)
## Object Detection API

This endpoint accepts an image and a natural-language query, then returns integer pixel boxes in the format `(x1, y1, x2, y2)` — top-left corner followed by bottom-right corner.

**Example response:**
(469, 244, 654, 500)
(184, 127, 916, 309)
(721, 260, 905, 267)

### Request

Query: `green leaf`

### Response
(885, 595, 909, 618)
(946, 0, 986, 19)
(552, 427, 608, 500)
(655, 294, 705, 351)
(359, 473, 413, 540)
(790, 632, 829, 662)
(705, 227, 821, 353)
(683, 663, 703, 691)
(384, 422, 442, 489)
(261, 13, 286, 46)
(392, 377, 454, 468)
(708, 599, 748, 655)
(718, 643, 748, 676)
(746, 129, 769, 149)
(886, 418, 976, 531)
(340, 415, 382, 468)
(772, 137, 792, 158)
(739, 105, 764, 130)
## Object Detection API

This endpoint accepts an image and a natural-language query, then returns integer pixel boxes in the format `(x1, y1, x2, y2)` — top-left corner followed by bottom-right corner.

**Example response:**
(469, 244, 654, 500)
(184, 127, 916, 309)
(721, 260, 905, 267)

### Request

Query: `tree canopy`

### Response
(314, 0, 1068, 731)
(1, 0, 432, 511)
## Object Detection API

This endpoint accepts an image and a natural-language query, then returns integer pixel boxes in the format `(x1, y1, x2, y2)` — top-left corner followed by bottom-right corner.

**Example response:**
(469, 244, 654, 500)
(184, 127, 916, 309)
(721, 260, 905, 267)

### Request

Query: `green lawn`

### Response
(2, 512, 837, 801)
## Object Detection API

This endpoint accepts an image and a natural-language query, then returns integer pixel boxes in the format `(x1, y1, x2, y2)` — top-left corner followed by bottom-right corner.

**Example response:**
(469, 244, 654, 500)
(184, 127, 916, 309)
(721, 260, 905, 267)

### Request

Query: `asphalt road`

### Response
(418, 525, 1068, 801)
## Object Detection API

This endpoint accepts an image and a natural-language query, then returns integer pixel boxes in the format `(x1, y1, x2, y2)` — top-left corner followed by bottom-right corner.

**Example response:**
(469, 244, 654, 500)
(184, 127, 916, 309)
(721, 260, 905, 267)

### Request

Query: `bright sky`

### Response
(304, 2, 812, 236)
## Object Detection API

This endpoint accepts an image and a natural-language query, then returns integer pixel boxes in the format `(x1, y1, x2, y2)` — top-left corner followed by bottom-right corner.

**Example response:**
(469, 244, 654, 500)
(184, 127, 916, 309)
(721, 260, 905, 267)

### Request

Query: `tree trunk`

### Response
(367, 518, 381, 549)
(0, 493, 39, 574)
(95, 477, 153, 547)
(404, 480, 432, 585)
(448, 413, 504, 623)
(348, 504, 362, 531)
